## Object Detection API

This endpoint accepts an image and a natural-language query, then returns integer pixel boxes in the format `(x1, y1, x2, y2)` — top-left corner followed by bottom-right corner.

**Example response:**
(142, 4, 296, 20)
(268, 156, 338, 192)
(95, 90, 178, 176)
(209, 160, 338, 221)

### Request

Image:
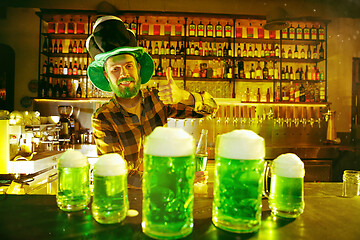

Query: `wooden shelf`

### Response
(42, 33, 89, 39)
(41, 52, 88, 58)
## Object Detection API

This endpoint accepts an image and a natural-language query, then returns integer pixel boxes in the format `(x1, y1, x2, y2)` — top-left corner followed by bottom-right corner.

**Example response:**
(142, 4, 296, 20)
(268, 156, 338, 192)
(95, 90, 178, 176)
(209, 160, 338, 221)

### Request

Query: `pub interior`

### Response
(0, 0, 360, 239)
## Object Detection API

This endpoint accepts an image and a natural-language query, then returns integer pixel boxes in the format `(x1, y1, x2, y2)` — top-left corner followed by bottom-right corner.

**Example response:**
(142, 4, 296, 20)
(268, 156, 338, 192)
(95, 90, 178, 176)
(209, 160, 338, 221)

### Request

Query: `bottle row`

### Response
(42, 58, 88, 76)
(139, 40, 325, 60)
(46, 18, 87, 34)
(152, 58, 325, 81)
(38, 77, 85, 99)
(124, 19, 325, 40)
(42, 38, 87, 54)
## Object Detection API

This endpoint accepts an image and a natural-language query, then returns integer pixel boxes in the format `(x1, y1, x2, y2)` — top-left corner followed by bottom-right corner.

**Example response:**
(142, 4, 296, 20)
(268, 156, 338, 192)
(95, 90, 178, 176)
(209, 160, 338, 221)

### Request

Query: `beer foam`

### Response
(94, 153, 127, 176)
(144, 127, 194, 157)
(58, 149, 88, 168)
(272, 153, 305, 178)
(216, 129, 265, 160)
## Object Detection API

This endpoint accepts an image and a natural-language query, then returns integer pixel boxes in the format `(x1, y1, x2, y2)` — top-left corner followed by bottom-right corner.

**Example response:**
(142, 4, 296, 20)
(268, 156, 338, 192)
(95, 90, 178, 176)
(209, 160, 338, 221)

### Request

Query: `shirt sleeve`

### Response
(92, 112, 125, 158)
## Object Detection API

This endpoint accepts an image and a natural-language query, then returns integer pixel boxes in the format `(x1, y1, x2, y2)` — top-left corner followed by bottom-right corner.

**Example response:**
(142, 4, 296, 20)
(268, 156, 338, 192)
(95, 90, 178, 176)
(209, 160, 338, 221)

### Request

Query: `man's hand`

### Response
(158, 67, 192, 105)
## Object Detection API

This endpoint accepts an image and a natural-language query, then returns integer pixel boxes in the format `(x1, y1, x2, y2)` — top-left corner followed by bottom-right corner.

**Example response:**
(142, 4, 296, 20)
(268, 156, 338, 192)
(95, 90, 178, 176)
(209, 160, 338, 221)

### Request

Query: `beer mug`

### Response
(56, 149, 90, 211)
(265, 153, 305, 218)
(213, 129, 265, 233)
(142, 127, 195, 239)
(92, 153, 129, 224)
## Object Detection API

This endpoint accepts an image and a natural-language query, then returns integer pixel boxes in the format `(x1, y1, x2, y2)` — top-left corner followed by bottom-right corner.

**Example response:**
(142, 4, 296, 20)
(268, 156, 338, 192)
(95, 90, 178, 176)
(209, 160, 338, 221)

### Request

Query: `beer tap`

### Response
(294, 118, 300, 127)
(309, 118, 315, 128)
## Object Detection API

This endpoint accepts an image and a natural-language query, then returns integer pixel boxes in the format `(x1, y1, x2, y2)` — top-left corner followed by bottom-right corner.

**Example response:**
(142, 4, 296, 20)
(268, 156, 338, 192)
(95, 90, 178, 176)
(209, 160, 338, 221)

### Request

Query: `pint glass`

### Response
(268, 153, 305, 218)
(92, 153, 129, 224)
(142, 127, 195, 239)
(56, 149, 90, 211)
(213, 129, 265, 233)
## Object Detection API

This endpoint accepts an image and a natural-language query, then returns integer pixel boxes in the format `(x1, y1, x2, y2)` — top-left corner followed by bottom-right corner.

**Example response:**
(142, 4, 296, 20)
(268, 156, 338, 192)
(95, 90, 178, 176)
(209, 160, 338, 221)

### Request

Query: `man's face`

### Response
(104, 54, 141, 99)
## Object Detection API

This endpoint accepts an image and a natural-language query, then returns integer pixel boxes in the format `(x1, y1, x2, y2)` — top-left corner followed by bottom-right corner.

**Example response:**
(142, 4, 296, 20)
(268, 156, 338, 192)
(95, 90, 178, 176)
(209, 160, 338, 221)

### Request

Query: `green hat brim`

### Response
(87, 47, 154, 92)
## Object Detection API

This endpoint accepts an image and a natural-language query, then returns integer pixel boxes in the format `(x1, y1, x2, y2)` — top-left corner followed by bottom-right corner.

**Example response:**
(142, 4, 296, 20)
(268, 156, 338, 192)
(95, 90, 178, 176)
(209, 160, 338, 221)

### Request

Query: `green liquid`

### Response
(269, 174, 304, 218)
(195, 154, 208, 171)
(212, 156, 265, 233)
(56, 166, 90, 212)
(142, 154, 195, 239)
(92, 174, 128, 224)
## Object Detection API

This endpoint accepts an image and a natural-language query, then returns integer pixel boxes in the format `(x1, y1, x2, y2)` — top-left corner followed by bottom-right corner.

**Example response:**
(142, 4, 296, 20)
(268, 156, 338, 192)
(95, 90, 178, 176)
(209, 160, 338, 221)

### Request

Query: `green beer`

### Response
(213, 130, 265, 233)
(142, 127, 195, 239)
(268, 153, 305, 218)
(56, 150, 90, 212)
(92, 153, 128, 224)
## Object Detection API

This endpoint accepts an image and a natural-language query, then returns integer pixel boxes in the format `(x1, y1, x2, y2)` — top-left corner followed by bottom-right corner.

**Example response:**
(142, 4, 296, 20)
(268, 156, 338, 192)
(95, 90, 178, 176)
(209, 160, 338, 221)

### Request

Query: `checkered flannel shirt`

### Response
(92, 87, 217, 171)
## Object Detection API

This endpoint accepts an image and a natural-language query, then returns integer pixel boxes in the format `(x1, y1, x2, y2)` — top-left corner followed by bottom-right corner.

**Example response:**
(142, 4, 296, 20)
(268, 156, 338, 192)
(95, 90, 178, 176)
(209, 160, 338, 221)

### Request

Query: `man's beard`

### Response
(110, 77, 141, 99)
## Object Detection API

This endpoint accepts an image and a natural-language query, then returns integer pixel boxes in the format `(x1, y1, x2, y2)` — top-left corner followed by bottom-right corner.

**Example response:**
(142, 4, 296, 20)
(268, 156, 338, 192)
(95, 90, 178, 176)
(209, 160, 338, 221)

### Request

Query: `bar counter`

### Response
(1, 183, 359, 240)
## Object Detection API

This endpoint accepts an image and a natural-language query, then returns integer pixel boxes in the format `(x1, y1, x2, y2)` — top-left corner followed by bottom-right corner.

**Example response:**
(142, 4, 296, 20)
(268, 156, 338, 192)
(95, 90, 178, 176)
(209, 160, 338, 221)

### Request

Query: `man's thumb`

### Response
(166, 67, 174, 84)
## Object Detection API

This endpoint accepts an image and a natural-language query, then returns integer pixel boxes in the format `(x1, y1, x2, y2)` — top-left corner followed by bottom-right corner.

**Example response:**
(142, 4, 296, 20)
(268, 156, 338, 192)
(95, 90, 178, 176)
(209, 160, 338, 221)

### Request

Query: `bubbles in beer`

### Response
(94, 153, 127, 176)
(58, 149, 88, 168)
(144, 127, 195, 157)
(216, 129, 265, 160)
(272, 153, 305, 178)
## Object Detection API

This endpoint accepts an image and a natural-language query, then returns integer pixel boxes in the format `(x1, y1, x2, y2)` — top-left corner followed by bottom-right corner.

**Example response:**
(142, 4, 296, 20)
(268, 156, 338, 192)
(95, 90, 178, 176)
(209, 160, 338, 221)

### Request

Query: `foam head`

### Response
(94, 153, 127, 176)
(272, 153, 305, 178)
(144, 127, 194, 157)
(58, 149, 88, 168)
(216, 129, 265, 160)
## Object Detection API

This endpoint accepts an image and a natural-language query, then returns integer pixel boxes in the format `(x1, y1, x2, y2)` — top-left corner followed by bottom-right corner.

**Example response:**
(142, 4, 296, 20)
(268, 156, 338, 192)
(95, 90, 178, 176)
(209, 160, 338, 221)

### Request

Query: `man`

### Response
(86, 16, 217, 185)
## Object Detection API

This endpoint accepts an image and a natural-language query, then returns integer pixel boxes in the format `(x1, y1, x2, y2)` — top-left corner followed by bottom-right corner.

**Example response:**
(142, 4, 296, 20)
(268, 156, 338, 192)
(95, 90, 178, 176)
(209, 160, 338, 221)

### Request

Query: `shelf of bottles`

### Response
(36, 11, 328, 103)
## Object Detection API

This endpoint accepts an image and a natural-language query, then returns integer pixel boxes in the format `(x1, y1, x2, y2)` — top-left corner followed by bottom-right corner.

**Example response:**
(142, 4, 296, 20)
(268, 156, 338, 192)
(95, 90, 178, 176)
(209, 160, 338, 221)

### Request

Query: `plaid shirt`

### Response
(92, 87, 217, 170)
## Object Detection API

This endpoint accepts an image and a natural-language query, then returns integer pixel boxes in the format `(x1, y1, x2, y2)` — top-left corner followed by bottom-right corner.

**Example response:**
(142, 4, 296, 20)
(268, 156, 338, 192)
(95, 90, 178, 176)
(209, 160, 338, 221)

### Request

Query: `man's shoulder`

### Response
(93, 98, 116, 119)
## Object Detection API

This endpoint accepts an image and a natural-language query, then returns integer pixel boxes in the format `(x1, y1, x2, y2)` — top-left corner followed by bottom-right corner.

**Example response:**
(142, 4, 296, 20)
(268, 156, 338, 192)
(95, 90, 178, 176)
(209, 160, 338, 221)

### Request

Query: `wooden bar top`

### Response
(0, 183, 359, 239)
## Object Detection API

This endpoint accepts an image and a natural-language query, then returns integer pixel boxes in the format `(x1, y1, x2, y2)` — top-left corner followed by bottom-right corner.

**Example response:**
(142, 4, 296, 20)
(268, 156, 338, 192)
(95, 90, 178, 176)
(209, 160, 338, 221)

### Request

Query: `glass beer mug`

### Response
(265, 153, 305, 218)
(142, 127, 195, 239)
(56, 149, 90, 211)
(212, 129, 265, 233)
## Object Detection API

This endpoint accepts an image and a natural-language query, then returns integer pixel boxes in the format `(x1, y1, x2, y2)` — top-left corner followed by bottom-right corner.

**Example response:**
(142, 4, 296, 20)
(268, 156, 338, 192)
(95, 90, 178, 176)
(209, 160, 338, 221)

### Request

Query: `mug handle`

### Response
(263, 160, 272, 198)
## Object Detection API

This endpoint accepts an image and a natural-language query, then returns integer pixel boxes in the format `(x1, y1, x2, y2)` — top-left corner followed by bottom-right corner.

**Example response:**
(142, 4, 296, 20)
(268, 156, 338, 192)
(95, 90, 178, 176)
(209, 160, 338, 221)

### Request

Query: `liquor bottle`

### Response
(54, 79, 61, 98)
(143, 40, 148, 53)
(197, 21, 204, 37)
(77, 63, 82, 75)
(48, 18, 55, 33)
(68, 61, 73, 75)
(194, 43, 199, 56)
(180, 58, 185, 77)
(186, 41, 190, 55)
(49, 59, 54, 74)
(295, 83, 300, 102)
(300, 45, 305, 59)
(288, 24, 295, 39)
(319, 42, 325, 59)
(243, 43, 247, 57)
(165, 41, 170, 55)
(43, 60, 48, 74)
(190, 41, 195, 55)
(63, 60, 68, 75)
(215, 22, 223, 37)
(281, 27, 288, 39)
(54, 61, 59, 75)
(212, 42, 216, 56)
(179, 42, 185, 55)
(318, 25, 325, 40)
(270, 43, 275, 57)
(316, 67, 320, 80)
(218, 43, 222, 57)
(303, 25, 310, 40)
(68, 19, 75, 34)
(266, 88, 271, 102)
(306, 45, 311, 59)
(227, 42, 232, 57)
(312, 46, 318, 59)
(311, 25, 318, 40)
(42, 37, 48, 53)
(256, 88, 261, 102)
(124, 19, 129, 29)
(299, 84, 306, 102)
(156, 59, 163, 76)
(236, 44, 241, 57)
(265, 44, 270, 57)
(289, 66, 294, 80)
(224, 22, 232, 38)
(320, 81, 326, 102)
(77, 19, 85, 34)
(263, 61, 268, 80)
(311, 66, 316, 80)
(274, 61, 279, 79)
(58, 18, 65, 34)
(47, 77, 54, 98)
(250, 63, 255, 79)
(189, 21, 196, 37)
(315, 86, 320, 102)
(175, 20, 182, 36)
(170, 43, 175, 55)
(199, 41, 203, 56)
(288, 46, 293, 59)
(48, 39, 53, 53)
(268, 61, 274, 79)
(295, 67, 300, 80)
(275, 44, 280, 58)
(206, 22, 214, 37)
(154, 42, 159, 55)
(285, 65, 290, 80)
(76, 80, 82, 98)
(82, 63, 87, 76)
(258, 23, 264, 39)
(148, 41, 153, 55)
(130, 19, 137, 33)
(269, 30, 276, 39)
(296, 24, 303, 40)
(235, 22, 242, 38)
(289, 82, 295, 102)
(282, 84, 289, 102)
(61, 80, 68, 98)
(238, 60, 245, 79)
(173, 58, 179, 77)
(78, 41, 83, 53)
(247, 23, 253, 38)
(142, 19, 149, 35)
(247, 44, 253, 57)
(255, 61, 262, 79)
(68, 40, 72, 53)
(164, 21, 171, 36)
(59, 39, 63, 53)
(320, 67, 325, 80)
(153, 20, 160, 35)
(275, 83, 281, 102)
(73, 61, 78, 75)
(204, 42, 209, 56)
(73, 41, 77, 53)
(59, 60, 64, 75)
(261, 44, 265, 57)
(294, 45, 299, 59)
(281, 67, 285, 80)
(254, 44, 258, 58)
